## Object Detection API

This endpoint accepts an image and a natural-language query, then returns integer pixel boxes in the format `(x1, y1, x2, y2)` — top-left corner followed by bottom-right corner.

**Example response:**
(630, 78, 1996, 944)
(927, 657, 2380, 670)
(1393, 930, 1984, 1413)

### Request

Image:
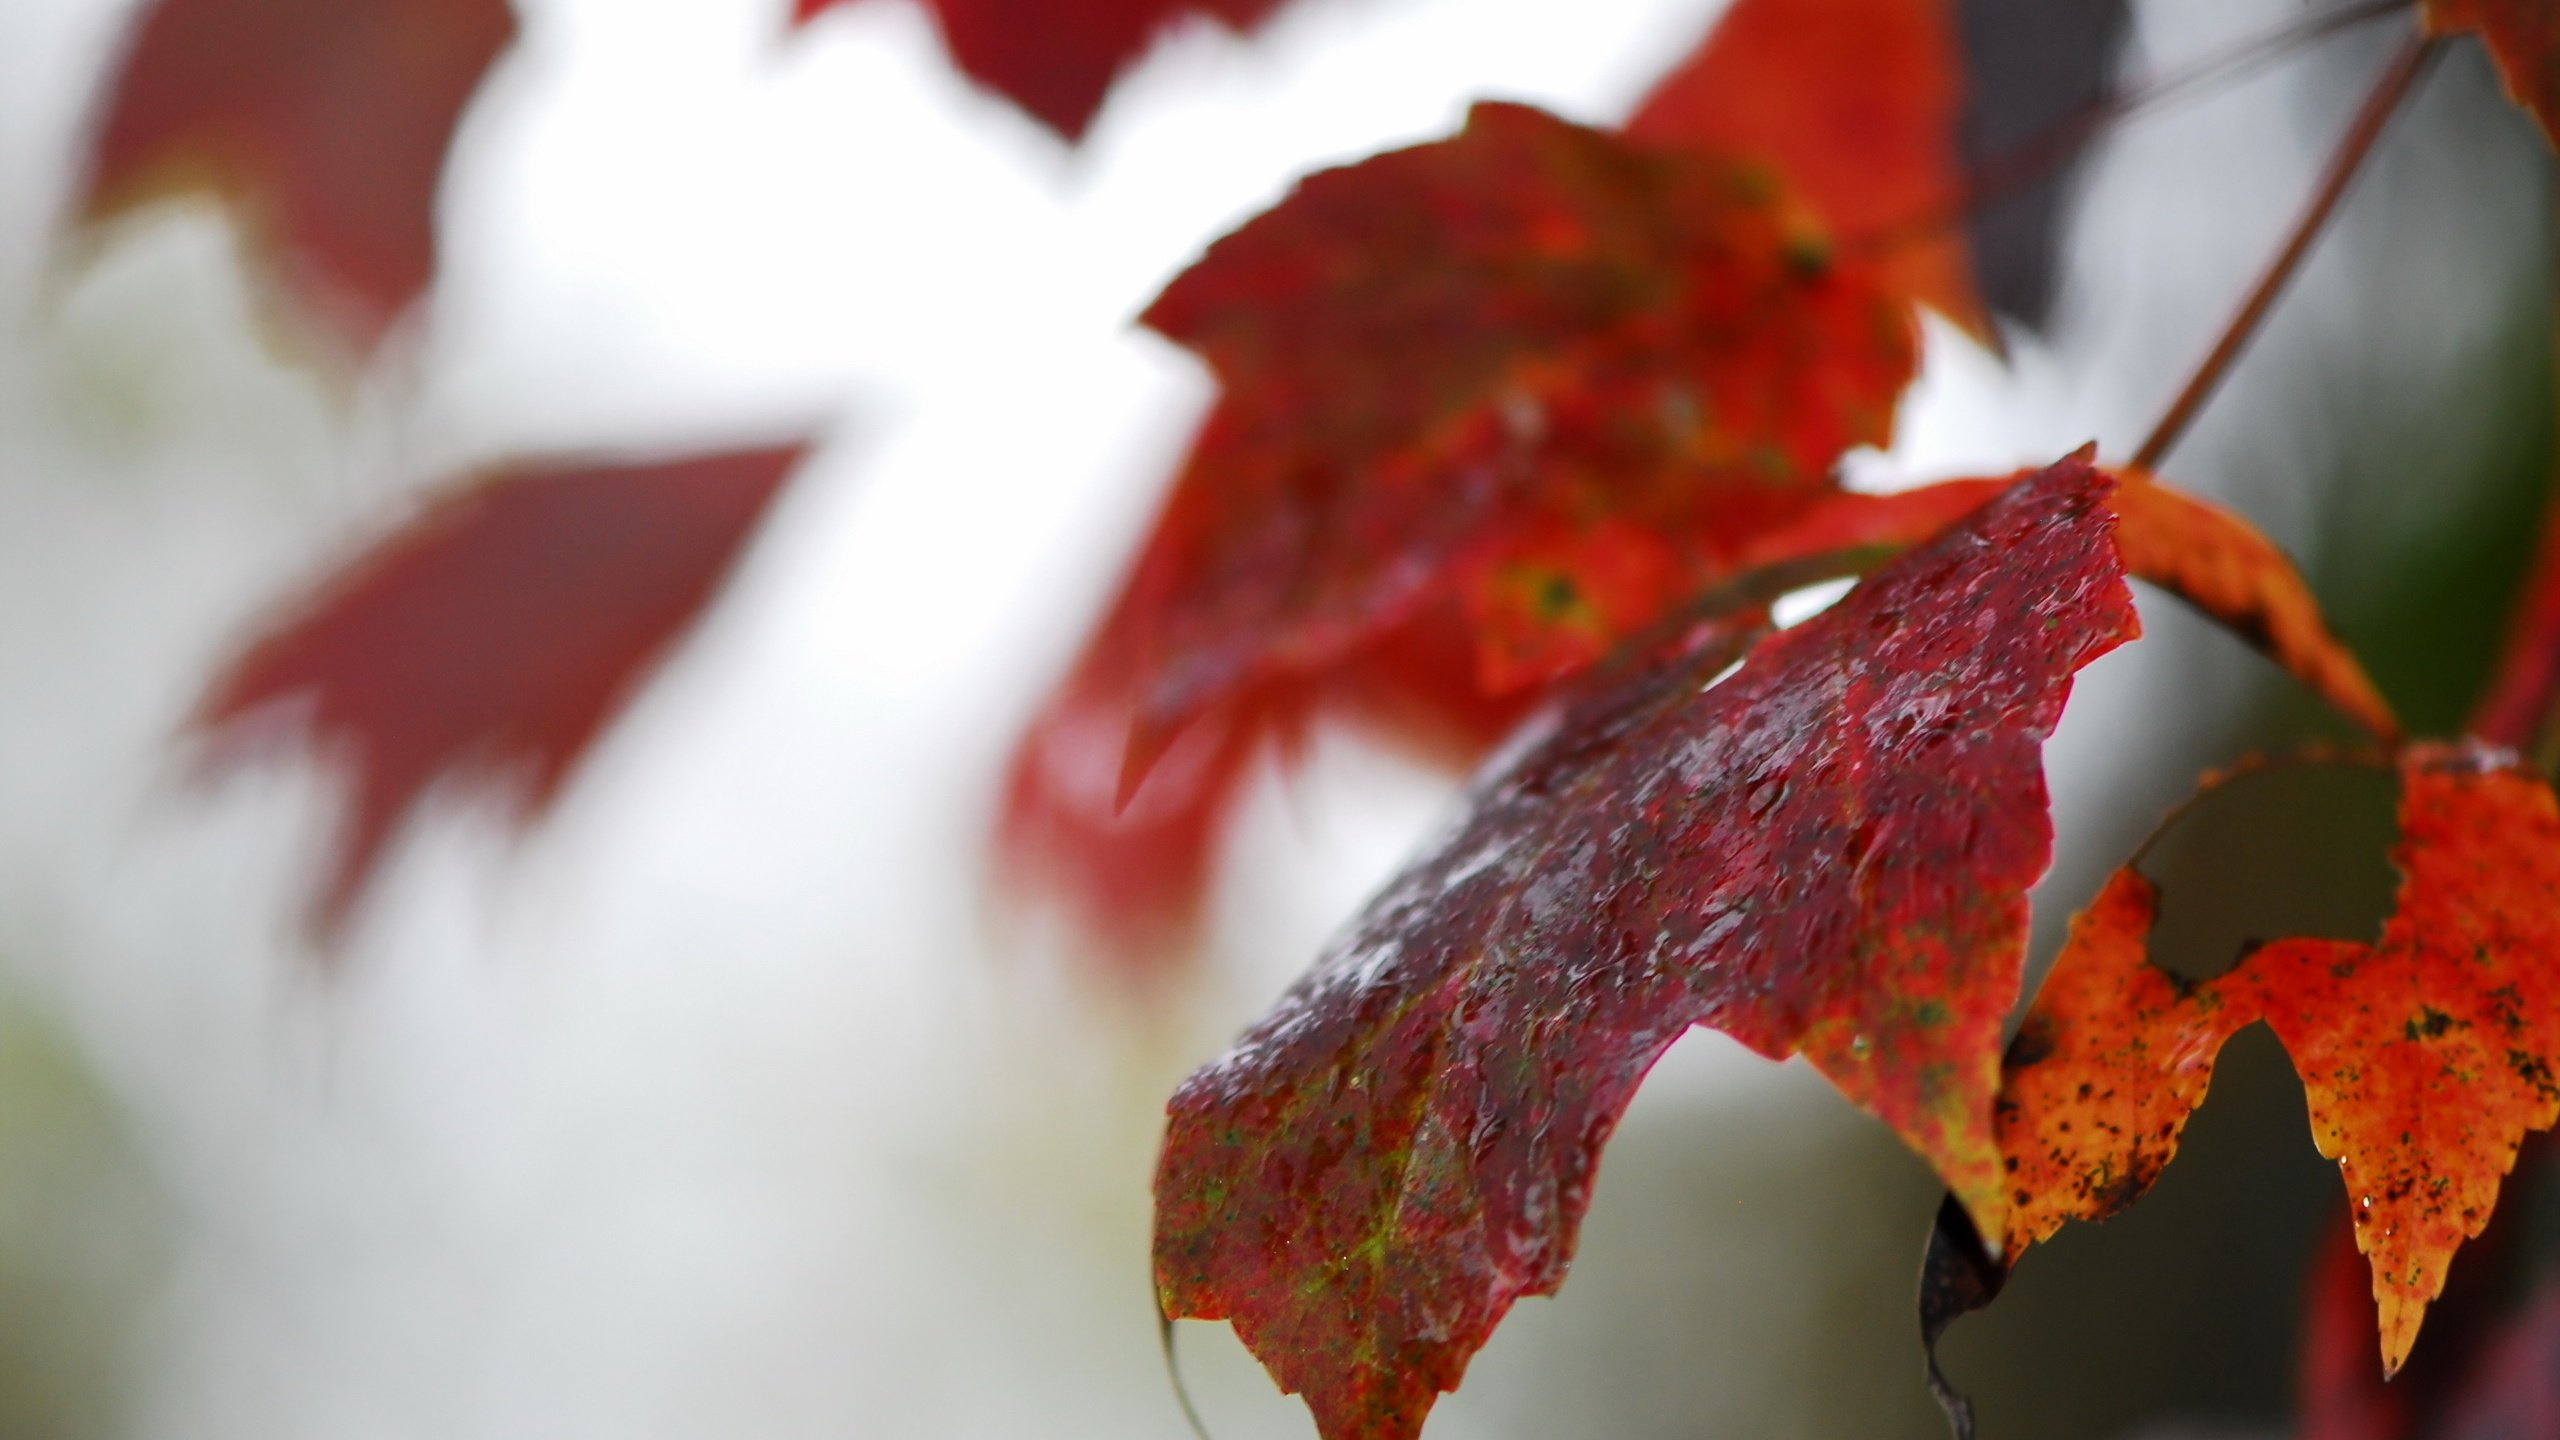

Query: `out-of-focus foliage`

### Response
(0, 998, 164, 1440)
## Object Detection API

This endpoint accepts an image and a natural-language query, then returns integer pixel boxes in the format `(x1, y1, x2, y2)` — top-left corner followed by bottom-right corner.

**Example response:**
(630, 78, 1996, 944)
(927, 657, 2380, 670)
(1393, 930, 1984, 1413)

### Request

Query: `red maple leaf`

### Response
(1002, 101, 1920, 959)
(1625, 0, 1984, 337)
(1971, 745, 2560, 1375)
(197, 445, 805, 941)
(1153, 455, 2137, 1440)
(1626, 0, 2131, 339)
(78, 0, 517, 361)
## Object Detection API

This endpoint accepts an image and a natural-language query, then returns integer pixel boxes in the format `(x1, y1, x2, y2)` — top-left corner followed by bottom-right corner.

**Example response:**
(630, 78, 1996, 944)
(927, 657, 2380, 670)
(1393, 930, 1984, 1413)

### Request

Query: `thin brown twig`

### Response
(2130, 31, 2442, 472)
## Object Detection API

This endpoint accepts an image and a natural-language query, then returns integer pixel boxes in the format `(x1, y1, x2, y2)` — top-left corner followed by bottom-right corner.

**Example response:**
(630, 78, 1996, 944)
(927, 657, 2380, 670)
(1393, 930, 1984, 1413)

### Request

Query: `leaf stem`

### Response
(2129, 31, 2440, 472)
(1158, 1312, 1216, 1440)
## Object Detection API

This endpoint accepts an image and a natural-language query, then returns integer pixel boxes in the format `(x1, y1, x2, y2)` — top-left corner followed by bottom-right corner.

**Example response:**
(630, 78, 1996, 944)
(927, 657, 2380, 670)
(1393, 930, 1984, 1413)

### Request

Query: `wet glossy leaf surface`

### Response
(1154, 457, 2136, 1440)
(78, 0, 517, 360)
(1120, 100, 1916, 758)
(1002, 103, 1920, 960)
(197, 445, 804, 941)
(996, 481, 2021, 972)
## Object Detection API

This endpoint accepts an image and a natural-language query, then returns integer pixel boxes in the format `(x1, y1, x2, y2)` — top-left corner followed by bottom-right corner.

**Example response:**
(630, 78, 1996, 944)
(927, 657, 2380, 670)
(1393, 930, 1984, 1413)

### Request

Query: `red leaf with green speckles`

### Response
(1939, 746, 2560, 1386)
(2426, 0, 2560, 148)
(1153, 456, 2136, 1440)
(78, 0, 516, 361)
(1001, 101, 1919, 961)
(198, 444, 804, 943)
(791, 0, 1284, 139)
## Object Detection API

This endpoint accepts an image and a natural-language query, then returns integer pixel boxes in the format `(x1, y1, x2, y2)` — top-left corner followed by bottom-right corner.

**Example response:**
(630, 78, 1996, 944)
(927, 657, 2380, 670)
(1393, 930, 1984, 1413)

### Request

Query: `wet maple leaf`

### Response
(1966, 745, 2560, 1377)
(1000, 102, 1919, 961)
(1121, 102, 1915, 757)
(1007, 462, 2371, 966)
(197, 444, 805, 941)
(2426, 0, 2560, 148)
(2296, 1188, 2541, 1440)
(1154, 457, 2136, 1440)
(78, 0, 517, 361)
(791, 0, 1283, 139)
(997, 483, 2010, 972)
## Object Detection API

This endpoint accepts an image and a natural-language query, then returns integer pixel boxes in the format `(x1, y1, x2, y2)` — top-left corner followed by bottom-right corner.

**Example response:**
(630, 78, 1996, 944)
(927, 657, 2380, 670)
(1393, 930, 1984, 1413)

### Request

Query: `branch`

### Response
(2131, 31, 2441, 472)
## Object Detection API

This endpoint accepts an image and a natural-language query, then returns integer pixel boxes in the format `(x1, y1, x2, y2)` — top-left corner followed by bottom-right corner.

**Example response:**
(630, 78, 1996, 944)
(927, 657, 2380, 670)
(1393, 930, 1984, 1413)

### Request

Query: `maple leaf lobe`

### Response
(1627, 0, 2131, 339)
(1976, 745, 2560, 1377)
(1154, 456, 2137, 1440)
(1627, 0, 1984, 336)
(1001, 103, 1922, 964)
(80, 0, 518, 359)
(1127, 100, 1918, 753)
(199, 444, 804, 941)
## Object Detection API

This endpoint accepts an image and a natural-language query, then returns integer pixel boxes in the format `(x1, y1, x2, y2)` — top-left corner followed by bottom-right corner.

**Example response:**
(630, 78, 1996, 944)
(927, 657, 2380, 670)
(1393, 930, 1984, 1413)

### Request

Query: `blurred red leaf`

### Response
(1974, 746, 2560, 1376)
(2429, 1265, 2560, 1439)
(1153, 456, 2136, 1440)
(2426, 0, 2560, 148)
(1626, 0, 2132, 341)
(198, 444, 805, 940)
(791, 0, 1283, 139)
(1123, 101, 1915, 755)
(2472, 461, 2560, 753)
(995, 484, 2002, 976)
(997, 662, 1301, 970)
(1626, 0, 1985, 338)
(1000, 102, 1920, 961)
(78, 0, 517, 360)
